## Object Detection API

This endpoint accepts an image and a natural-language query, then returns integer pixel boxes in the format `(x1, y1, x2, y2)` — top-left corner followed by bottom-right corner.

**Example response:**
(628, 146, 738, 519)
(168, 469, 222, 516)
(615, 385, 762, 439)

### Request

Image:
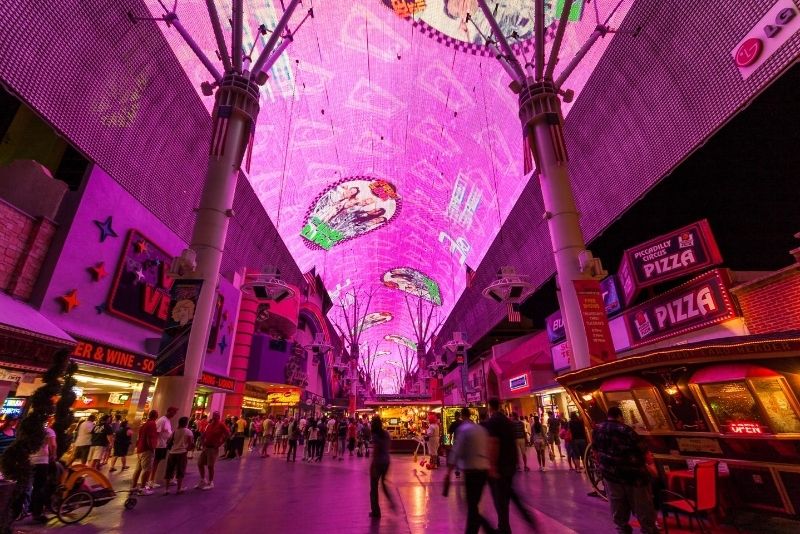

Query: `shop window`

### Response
(750, 378, 800, 434)
(701, 381, 768, 434)
(605, 388, 671, 433)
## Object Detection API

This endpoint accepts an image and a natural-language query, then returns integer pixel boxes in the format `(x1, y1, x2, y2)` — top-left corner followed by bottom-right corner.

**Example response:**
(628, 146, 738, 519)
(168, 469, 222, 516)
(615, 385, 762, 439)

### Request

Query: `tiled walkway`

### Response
(11, 445, 789, 533)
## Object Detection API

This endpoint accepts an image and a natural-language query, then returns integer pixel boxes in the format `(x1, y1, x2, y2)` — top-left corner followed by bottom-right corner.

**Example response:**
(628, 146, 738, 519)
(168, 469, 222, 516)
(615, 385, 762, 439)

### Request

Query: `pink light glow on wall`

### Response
(146, 0, 632, 391)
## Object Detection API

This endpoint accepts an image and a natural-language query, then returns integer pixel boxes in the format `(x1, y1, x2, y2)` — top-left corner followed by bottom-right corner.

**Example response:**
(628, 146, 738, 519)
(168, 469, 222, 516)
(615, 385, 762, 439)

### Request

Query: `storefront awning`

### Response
(599, 376, 654, 392)
(0, 292, 75, 371)
(690, 363, 780, 384)
(0, 292, 74, 346)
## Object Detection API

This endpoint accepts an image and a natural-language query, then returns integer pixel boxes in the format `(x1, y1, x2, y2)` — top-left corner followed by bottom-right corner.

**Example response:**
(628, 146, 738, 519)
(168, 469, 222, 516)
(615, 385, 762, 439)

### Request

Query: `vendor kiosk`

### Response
(558, 332, 800, 518)
(364, 399, 443, 453)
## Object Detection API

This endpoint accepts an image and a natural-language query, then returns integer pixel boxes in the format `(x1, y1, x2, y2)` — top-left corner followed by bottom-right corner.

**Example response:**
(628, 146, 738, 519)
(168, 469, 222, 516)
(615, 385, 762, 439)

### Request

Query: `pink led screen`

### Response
(146, 0, 632, 388)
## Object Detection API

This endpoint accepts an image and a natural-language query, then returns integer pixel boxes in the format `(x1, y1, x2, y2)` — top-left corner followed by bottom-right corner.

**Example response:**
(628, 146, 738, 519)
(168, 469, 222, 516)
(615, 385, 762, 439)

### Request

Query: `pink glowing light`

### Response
(146, 0, 632, 391)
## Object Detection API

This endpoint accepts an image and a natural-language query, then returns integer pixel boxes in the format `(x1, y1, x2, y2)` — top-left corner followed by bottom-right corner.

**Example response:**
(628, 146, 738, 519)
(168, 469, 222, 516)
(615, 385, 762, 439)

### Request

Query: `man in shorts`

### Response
(88, 414, 114, 469)
(150, 406, 177, 488)
(72, 414, 95, 465)
(197, 411, 230, 490)
(131, 410, 158, 496)
(547, 412, 564, 460)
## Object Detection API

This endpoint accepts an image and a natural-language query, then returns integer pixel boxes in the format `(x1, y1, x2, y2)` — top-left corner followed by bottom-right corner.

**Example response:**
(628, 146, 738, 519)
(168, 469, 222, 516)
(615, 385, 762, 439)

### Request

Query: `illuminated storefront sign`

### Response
(197, 371, 235, 392)
(617, 220, 723, 305)
(732, 0, 799, 79)
(107, 230, 177, 330)
(1, 397, 26, 417)
(623, 269, 737, 348)
(728, 422, 763, 435)
(70, 337, 156, 375)
(70, 336, 234, 391)
(509, 373, 529, 391)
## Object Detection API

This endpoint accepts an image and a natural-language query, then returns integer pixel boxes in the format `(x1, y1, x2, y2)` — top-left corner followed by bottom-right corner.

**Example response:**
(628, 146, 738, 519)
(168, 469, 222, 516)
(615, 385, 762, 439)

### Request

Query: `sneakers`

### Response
(148, 482, 161, 489)
(195, 480, 208, 490)
(201, 482, 214, 491)
(139, 487, 154, 496)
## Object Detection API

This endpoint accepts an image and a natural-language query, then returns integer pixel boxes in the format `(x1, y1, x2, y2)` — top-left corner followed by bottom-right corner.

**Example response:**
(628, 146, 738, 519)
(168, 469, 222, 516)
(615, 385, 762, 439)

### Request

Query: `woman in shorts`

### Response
(532, 415, 548, 471)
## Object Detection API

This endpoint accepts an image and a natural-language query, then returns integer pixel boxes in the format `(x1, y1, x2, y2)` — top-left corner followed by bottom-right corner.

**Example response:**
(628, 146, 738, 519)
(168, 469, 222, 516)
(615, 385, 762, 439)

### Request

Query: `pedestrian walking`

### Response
(450, 407, 495, 534)
(591, 406, 658, 534)
(286, 416, 299, 462)
(568, 412, 588, 471)
(109, 420, 132, 472)
(369, 416, 393, 519)
(131, 410, 158, 496)
(510, 412, 529, 472)
(531, 416, 547, 471)
(483, 399, 537, 533)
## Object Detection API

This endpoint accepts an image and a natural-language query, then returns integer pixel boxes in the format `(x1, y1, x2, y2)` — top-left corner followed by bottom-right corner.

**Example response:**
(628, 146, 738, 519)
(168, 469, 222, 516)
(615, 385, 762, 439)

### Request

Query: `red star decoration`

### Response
(58, 289, 80, 313)
(89, 262, 108, 281)
(134, 240, 148, 254)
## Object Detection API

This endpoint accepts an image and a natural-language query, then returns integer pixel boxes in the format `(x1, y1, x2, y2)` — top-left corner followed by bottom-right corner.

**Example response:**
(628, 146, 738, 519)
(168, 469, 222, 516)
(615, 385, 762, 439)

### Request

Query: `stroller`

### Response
(48, 461, 135, 524)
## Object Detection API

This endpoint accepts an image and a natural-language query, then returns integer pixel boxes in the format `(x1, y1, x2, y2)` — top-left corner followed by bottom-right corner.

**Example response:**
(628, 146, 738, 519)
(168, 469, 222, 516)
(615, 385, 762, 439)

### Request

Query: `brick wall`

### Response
(0, 198, 57, 300)
(732, 264, 800, 334)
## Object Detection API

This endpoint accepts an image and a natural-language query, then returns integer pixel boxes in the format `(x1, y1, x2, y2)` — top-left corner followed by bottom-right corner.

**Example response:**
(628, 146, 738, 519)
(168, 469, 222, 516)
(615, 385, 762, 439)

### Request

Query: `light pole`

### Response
(129, 0, 312, 418)
(475, 0, 622, 370)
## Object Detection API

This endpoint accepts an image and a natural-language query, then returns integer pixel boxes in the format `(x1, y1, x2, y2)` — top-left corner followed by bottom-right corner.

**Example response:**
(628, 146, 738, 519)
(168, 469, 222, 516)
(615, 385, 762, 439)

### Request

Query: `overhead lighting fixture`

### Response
(241, 266, 296, 302)
(481, 266, 532, 304)
(74, 375, 135, 389)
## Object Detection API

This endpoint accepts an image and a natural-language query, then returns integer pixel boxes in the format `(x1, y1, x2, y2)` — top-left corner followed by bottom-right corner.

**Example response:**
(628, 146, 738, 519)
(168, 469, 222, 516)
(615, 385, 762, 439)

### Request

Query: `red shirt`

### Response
(203, 421, 231, 448)
(136, 420, 158, 453)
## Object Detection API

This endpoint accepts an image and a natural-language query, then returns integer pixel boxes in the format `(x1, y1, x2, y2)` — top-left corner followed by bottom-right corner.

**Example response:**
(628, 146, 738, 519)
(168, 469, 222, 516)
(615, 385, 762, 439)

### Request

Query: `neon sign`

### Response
(728, 422, 763, 435)
(509, 373, 529, 391)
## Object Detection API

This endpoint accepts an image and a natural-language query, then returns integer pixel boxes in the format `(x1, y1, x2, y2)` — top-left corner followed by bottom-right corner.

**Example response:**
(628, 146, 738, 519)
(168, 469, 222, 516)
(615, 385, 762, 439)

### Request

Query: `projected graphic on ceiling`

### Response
(382, 267, 442, 305)
(385, 334, 418, 350)
(383, 0, 585, 48)
(146, 0, 632, 392)
(360, 311, 394, 331)
(301, 178, 401, 250)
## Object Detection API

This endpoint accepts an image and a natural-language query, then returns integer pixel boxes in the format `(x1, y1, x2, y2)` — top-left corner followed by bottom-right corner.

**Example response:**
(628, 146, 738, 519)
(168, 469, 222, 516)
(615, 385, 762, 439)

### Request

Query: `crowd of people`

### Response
(1, 400, 658, 533)
(58, 410, 381, 497)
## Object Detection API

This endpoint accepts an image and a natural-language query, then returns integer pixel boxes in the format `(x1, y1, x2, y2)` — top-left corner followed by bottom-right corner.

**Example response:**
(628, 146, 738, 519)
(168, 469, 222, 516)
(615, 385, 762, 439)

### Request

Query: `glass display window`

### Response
(604, 387, 672, 433)
(690, 365, 800, 435)
(750, 378, 800, 434)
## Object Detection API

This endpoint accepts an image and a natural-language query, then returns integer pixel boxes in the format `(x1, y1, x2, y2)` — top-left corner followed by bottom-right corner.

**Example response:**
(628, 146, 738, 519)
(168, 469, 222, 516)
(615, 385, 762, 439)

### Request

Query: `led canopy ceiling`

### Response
(147, 0, 632, 391)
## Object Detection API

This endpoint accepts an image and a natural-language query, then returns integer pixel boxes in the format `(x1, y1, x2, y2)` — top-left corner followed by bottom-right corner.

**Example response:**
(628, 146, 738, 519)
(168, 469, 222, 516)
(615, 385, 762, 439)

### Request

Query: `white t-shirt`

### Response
(428, 423, 440, 445)
(168, 427, 194, 454)
(31, 427, 56, 465)
(75, 420, 94, 447)
(156, 416, 173, 449)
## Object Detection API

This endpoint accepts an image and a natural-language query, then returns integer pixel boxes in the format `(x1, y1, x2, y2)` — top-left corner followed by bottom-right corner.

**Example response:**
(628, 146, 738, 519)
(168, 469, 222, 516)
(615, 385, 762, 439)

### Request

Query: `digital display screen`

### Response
(1, 397, 26, 417)
(146, 0, 632, 392)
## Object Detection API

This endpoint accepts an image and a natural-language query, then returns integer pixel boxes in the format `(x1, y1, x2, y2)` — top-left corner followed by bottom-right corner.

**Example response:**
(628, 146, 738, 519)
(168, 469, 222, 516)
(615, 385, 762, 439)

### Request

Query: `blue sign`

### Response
(600, 275, 622, 317)
(546, 277, 621, 344)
